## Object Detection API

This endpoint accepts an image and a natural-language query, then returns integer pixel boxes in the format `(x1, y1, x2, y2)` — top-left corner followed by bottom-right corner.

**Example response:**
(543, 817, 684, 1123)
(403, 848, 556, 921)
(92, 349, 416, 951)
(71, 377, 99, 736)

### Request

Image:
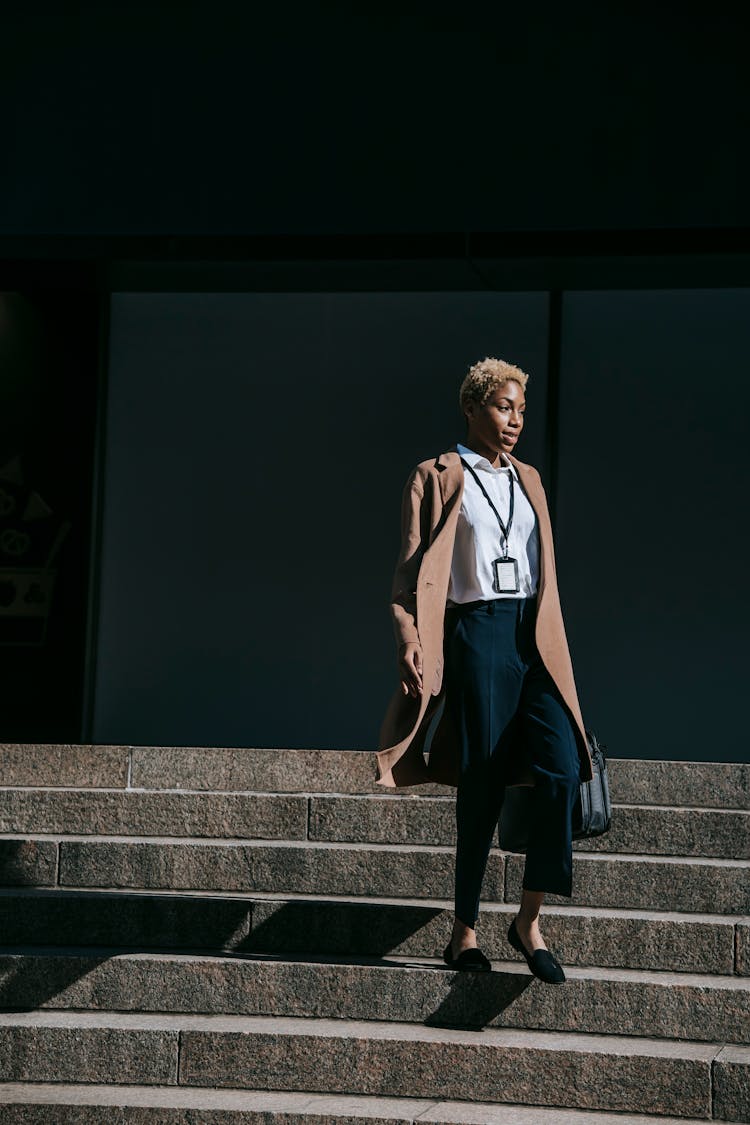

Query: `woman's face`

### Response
(465, 380, 526, 454)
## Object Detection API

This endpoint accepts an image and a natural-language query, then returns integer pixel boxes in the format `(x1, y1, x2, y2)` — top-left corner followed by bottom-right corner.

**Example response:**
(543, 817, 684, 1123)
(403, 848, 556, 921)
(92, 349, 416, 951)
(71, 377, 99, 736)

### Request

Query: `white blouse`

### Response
(446, 442, 540, 604)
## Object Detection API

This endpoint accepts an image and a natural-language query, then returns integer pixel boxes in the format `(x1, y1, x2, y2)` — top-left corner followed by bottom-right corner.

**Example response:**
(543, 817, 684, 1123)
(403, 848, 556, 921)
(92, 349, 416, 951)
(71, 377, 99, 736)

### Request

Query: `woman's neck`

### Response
(462, 436, 504, 467)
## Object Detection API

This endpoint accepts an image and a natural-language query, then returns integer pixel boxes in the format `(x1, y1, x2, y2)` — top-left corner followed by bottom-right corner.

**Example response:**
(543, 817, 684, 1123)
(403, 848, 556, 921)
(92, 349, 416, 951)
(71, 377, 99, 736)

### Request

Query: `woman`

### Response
(375, 357, 593, 984)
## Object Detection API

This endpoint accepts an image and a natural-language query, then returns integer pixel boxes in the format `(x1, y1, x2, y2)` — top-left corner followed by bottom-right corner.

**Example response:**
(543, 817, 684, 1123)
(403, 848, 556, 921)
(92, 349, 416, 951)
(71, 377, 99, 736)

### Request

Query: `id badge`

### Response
(492, 555, 520, 594)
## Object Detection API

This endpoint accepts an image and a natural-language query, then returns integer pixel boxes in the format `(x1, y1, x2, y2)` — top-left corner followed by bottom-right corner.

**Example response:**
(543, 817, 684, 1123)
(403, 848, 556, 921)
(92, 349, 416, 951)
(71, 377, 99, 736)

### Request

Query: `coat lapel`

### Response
(507, 453, 551, 527)
(505, 452, 554, 597)
(435, 447, 462, 506)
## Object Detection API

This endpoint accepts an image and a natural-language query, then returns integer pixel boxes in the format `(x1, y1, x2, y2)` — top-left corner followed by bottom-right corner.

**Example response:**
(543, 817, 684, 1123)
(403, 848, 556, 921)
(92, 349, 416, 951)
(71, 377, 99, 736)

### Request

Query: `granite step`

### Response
(1, 745, 748, 810)
(0, 1011, 746, 1119)
(2, 833, 747, 915)
(247, 895, 750, 975)
(1, 788, 748, 860)
(308, 795, 750, 859)
(0, 1083, 746, 1125)
(128, 751, 750, 809)
(0, 889, 743, 975)
(0, 948, 747, 1044)
(0, 787, 309, 842)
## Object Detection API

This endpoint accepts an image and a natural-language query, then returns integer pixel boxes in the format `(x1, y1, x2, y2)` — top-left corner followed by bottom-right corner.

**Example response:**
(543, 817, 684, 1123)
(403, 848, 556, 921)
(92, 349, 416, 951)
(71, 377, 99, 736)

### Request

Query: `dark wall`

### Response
(2, 6, 747, 236)
(555, 289, 750, 761)
(93, 292, 549, 749)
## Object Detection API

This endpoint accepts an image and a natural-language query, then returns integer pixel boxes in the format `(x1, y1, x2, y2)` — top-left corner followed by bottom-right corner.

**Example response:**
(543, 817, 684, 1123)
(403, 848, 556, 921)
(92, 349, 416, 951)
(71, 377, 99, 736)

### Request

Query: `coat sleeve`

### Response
(389, 468, 431, 652)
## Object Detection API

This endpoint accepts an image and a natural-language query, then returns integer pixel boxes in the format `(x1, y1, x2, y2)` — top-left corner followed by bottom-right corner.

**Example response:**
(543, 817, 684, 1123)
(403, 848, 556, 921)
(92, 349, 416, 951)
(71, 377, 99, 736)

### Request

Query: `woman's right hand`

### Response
(399, 642, 424, 698)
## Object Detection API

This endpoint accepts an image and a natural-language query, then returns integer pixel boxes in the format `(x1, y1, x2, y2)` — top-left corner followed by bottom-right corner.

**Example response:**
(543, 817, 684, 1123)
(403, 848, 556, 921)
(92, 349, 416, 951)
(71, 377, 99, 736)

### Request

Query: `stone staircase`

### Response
(0, 743, 748, 1123)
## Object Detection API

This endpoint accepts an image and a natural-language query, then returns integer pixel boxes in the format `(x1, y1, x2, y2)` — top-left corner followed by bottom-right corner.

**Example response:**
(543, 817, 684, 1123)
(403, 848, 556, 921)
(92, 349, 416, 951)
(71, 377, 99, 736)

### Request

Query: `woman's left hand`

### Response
(398, 641, 424, 698)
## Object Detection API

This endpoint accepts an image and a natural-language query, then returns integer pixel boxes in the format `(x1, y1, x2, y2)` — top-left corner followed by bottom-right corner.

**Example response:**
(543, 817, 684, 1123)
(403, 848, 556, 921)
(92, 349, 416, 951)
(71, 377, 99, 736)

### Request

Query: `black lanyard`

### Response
(460, 456, 515, 558)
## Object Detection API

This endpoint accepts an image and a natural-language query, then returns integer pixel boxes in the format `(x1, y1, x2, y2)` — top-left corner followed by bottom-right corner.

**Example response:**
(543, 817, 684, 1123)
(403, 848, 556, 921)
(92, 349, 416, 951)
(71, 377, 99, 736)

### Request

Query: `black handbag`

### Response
(497, 728, 612, 853)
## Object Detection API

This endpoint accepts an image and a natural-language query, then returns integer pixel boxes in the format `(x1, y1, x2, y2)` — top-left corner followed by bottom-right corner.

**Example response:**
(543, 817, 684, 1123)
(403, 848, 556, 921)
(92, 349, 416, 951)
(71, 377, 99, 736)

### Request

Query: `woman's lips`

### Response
(502, 433, 518, 442)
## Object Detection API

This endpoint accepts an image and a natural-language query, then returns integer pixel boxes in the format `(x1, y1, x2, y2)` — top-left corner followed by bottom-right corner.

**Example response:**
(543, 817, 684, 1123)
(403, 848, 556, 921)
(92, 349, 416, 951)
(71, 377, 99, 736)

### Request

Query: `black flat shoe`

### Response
(507, 917, 566, 983)
(443, 940, 492, 972)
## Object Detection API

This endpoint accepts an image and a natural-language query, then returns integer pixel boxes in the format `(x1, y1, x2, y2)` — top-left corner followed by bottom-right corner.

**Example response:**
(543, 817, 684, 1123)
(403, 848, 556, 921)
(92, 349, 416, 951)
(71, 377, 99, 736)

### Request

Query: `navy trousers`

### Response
(442, 594, 581, 927)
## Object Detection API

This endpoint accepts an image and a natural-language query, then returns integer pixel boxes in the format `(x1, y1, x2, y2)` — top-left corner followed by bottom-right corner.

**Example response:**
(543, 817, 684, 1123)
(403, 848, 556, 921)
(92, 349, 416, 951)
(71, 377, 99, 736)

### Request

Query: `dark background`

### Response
(0, 5, 748, 761)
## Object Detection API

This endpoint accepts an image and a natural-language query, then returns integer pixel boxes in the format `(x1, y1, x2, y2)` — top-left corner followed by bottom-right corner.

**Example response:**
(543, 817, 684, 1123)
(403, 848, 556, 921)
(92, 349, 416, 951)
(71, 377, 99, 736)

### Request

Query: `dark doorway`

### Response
(0, 281, 101, 741)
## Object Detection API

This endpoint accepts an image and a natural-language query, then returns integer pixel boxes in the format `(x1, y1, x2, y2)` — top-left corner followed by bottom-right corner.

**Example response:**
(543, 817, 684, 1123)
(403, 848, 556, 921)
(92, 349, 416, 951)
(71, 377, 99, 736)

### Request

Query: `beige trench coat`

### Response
(374, 447, 593, 789)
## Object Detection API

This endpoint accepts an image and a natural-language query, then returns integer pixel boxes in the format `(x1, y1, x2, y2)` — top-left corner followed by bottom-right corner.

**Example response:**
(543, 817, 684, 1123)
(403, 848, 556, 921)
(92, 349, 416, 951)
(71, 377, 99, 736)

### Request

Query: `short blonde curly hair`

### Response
(459, 356, 530, 418)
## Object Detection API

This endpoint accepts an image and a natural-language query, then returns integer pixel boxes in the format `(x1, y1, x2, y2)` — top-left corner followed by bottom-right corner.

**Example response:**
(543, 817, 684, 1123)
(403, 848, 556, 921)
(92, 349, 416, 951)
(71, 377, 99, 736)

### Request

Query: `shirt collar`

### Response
(456, 441, 519, 481)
